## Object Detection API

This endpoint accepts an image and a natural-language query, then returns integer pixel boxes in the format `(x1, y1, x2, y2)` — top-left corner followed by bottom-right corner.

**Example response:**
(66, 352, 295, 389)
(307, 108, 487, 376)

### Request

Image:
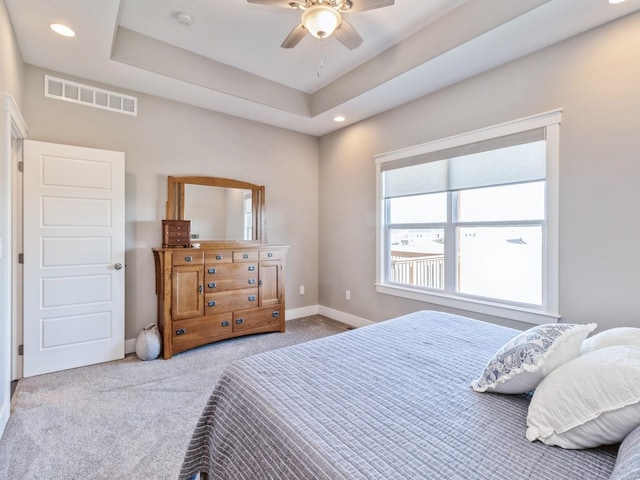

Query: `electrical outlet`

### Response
(346, 290, 351, 301)
(299, 285, 305, 295)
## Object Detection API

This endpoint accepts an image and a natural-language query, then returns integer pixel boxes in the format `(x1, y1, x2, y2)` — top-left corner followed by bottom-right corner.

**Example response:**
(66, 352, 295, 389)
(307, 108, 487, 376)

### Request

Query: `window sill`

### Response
(375, 284, 560, 325)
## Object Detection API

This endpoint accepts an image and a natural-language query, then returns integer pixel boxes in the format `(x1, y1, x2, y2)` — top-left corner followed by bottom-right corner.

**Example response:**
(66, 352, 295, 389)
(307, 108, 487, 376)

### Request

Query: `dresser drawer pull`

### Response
(184, 256, 193, 262)
(216, 255, 222, 260)
(208, 268, 217, 274)
(243, 253, 249, 259)
(267, 252, 273, 257)
(236, 318, 244, 325)
(208, 282, 217, 288)
(248, 278, 256, 284)
(176, 328, 186, 335)
(248, 265, 256, 271)
(221, 321, 230, 327)
(272, 311, 280, 318)
(248, 295, 256, 301)
(208, 300, 217, 307)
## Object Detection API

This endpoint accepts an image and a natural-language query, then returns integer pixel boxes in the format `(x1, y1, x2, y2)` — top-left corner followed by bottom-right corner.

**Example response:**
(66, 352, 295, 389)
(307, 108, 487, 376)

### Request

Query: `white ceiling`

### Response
(6, 0, 640, 136)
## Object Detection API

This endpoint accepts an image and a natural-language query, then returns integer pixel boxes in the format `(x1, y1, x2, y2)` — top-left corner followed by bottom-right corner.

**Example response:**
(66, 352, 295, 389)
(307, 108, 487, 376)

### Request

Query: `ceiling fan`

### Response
(247, 0, 395, 50)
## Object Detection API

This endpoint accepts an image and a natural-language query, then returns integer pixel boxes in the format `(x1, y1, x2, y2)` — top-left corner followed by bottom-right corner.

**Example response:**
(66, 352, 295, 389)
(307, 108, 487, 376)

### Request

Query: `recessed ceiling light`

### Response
(334, 116, 346, 122)
(50, 23, 76, 37)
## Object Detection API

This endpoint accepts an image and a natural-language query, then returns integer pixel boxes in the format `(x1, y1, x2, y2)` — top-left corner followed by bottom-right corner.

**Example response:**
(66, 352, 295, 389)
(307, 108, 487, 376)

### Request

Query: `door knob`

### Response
(114, 263, 123, 270)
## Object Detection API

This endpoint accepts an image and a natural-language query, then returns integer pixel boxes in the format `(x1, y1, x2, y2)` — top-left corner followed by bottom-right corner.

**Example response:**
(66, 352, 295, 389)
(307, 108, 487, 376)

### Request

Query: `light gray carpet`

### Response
(0, 315, 350, 480)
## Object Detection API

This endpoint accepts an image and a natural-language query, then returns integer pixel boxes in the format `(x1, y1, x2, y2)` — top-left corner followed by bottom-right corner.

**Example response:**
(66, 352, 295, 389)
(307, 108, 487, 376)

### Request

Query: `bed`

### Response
(179, 310, 625, 480)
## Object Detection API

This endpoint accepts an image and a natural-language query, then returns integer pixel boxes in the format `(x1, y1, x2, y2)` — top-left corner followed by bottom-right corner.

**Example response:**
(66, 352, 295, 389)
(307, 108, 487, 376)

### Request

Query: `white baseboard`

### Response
(125, 338, 136, 355)
(286, 304, 374, 328)
(286, 305, 320, 319)
(317, 306, 375, 328)
(124, 305, 376, 354)
(0, 393, 9, 438)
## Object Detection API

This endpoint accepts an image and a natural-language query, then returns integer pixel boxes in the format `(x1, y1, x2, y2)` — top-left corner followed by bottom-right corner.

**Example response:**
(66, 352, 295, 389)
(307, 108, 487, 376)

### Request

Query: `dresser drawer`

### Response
(204, 288, 259, 314)
(172, 251, 204, 266)
(172, 313, 233, 348)
(204, 263, 258, 292)
(259, 249, 284, 261)
(233, 305, 283, 333)
(204, 251, 233, 264)
(233, 250, 258, 262)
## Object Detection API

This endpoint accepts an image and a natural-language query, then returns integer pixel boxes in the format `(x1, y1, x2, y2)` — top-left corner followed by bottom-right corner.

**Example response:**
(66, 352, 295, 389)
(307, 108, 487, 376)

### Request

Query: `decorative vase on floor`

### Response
(135, 323, 161, 361)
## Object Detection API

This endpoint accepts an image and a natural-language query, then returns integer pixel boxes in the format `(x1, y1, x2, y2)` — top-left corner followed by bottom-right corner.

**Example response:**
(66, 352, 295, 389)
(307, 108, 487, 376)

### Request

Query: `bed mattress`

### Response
(180, 310, 617, 479)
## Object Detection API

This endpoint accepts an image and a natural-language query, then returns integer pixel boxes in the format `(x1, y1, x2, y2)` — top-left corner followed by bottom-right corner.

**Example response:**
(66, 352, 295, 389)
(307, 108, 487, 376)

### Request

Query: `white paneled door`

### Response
(23, 140, 125, 377)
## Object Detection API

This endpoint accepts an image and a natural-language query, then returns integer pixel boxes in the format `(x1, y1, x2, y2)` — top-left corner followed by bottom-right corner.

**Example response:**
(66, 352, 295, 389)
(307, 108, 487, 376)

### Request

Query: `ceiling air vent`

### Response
(44, 75, 137, 116)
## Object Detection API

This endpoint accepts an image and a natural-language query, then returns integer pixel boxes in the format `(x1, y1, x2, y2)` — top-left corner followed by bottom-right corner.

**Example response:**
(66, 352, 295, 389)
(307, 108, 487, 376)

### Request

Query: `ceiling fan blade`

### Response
(345, 0, 394, 13)
(333, 19, 363, 50)
(281, 24, 308, 49)
(247, 0, 297, 8)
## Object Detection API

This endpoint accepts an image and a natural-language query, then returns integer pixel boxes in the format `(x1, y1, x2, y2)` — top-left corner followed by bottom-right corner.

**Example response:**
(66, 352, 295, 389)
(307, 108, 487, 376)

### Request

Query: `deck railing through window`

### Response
(390, 253, 444, 290)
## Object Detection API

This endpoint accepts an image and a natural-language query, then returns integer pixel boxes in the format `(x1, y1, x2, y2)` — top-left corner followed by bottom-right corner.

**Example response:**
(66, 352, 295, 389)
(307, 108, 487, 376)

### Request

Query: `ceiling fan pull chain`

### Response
(317, 38, 325, 78)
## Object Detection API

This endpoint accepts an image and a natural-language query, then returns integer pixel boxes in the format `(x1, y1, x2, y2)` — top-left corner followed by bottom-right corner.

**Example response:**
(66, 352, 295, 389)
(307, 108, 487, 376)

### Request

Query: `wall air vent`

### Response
(44, 75, 137, 116)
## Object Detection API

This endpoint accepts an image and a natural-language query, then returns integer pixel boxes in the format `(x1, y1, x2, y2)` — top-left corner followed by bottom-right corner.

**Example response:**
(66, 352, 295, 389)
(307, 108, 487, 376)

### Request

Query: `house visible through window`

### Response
(375, 111, 562, 324)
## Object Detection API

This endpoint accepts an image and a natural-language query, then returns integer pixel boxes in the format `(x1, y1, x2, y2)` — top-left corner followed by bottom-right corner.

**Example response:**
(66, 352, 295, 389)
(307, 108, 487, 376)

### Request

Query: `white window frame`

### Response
(243, 191, 253, 241)
(374, 110, 562, 325)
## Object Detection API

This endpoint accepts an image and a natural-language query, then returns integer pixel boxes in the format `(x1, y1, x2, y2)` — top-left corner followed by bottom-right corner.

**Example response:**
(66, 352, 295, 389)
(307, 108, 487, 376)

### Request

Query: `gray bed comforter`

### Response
(180, 310, 617, 479)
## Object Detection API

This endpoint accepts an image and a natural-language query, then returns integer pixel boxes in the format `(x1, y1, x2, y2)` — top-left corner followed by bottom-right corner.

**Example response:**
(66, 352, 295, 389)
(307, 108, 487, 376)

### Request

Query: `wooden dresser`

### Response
(153, 243, 287, 359)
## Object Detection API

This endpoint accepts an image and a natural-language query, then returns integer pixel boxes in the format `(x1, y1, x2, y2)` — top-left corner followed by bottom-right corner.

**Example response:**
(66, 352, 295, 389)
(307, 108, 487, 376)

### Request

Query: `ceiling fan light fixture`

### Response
(301, 4, 341, 39)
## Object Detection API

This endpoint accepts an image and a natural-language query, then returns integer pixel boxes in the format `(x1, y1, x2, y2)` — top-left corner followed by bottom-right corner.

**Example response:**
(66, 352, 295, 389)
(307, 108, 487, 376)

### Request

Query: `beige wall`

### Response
(319, 11, 640, 331)
(22, 66, 320, 340)
(1, 0, 24, 427)
(13, 9, 640, 343)
(0, 0, 24, 107)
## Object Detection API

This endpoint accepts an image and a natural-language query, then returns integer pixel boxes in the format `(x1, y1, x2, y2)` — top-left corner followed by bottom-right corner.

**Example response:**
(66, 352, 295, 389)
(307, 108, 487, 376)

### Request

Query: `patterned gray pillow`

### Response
(611, 424, 640, 480)
(470, 323, 596, 394)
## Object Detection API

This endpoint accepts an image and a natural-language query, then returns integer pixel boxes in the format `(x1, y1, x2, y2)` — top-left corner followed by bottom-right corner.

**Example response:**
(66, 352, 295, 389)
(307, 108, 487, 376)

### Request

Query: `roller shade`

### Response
(383, 128, 546, 199)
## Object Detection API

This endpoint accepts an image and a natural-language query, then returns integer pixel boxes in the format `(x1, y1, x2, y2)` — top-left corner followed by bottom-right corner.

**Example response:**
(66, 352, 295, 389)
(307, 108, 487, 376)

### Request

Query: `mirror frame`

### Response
(166, 176, 266, 244)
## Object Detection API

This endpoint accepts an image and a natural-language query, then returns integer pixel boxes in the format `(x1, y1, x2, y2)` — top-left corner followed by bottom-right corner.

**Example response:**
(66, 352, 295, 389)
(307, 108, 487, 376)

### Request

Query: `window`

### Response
(375, 110, 561, 324)
(243, 192, 253, 240)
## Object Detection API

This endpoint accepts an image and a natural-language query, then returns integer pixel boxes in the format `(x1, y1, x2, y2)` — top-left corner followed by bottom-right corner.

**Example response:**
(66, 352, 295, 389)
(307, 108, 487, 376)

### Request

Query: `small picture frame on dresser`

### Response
(162, 219, 191, 248)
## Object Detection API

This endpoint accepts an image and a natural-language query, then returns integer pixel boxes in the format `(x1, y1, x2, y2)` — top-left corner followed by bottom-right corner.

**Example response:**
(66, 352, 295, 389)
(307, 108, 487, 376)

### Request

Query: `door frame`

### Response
(1, 94, 28, 437)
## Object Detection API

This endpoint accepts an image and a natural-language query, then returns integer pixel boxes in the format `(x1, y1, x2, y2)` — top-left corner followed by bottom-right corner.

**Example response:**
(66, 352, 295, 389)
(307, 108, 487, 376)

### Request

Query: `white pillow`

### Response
(580, 327, 640, 355)
(470, 323, 596, 394)
(526, 346, 640, 449)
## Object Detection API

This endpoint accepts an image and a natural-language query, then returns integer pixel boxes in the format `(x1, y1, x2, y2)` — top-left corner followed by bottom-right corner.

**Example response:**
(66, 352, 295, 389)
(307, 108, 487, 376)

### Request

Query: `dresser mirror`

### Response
(166, 176, 266, 244)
